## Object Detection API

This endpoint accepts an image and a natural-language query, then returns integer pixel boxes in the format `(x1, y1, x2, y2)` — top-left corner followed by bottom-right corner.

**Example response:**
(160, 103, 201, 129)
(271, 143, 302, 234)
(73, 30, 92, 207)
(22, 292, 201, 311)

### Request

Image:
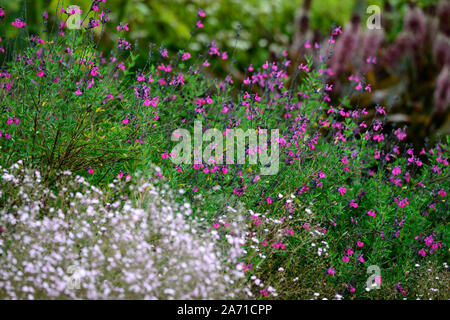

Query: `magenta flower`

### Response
(349, 200, 358, 208)
(182, 52, 191, 60)
(338, 186, 347, 196)
(375, 106, 386, 115)
(424, 235, 434, 247)
(122, 117, 129, 125)
(392, 166, 401, 175)
(195, 20, 204, 28)
(327, 267, 335, 276)
(396, 282, 406, 296)
(342, 256, 350, 263)
(87, 167, 94, 174)
(394, 128, 407, 141)
(198, 8, 206, 17)
(12, 18, 26, 28)
(394, 197, 409, 207)
(356, 240, 364, 247)
(418, 248, 426, 257)
(367, 209, 376, 218)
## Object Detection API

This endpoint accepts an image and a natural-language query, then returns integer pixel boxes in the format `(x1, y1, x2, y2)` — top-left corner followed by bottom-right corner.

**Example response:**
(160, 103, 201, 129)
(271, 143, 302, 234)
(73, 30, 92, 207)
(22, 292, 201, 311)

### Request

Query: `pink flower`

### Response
(266, 197, 272, 205)
(75, 88, 82, 95)
(327, 267, 335, 276)
(338, 186, 347, 196)
(125, 173, 132, 181)
(122, 117, 129, 125)
(394, 197, 409, 207)
(182, 52, 191, 60)
(198, 8, 206, 17)
(347, 248, 354, 256)
(376, 106, 386, 115)
(117, 171, 124, 179)
(87, 167, 94, 174)
(396, 282, 406, 296)
(367, 209, 376, 218)
(424, 235, 434, 247)
(342, 256, 350, 263)
(116, 23, 129, 32)
(117, 62, 125, 71)
(358, 254, 365, 263)
(196, 20, 204, 28)
(392, 166, 401, 175)
(373, 133, 384, 143)
(394, 128, 407, 141)
(356, 240, 364, 247)
(12, 18, 26, 28)
(418, 248, 426, 257)
(259, 289, 269, 297)
(349, 200, 358, 208)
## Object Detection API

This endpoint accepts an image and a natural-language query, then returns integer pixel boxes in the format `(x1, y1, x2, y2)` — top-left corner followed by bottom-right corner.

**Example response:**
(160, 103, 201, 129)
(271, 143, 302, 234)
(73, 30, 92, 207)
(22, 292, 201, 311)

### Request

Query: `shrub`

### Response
(0, 2, 448, 300)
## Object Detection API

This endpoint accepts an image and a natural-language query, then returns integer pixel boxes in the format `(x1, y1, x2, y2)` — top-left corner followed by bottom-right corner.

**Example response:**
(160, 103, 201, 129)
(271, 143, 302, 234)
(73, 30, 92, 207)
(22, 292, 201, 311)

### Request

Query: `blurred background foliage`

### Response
(0, 0, 449, 145)
(0, 0, 437, 68)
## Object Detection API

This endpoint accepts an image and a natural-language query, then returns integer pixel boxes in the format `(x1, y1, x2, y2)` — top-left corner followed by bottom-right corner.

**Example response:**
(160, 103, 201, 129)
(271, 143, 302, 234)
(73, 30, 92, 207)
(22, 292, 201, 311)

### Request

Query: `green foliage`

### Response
(0, 30, 145, 184)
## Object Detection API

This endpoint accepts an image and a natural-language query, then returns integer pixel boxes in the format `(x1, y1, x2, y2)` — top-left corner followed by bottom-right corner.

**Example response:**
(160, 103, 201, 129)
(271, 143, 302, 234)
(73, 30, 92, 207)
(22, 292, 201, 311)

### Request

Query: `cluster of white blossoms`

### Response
(0, 162, 249, 299)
